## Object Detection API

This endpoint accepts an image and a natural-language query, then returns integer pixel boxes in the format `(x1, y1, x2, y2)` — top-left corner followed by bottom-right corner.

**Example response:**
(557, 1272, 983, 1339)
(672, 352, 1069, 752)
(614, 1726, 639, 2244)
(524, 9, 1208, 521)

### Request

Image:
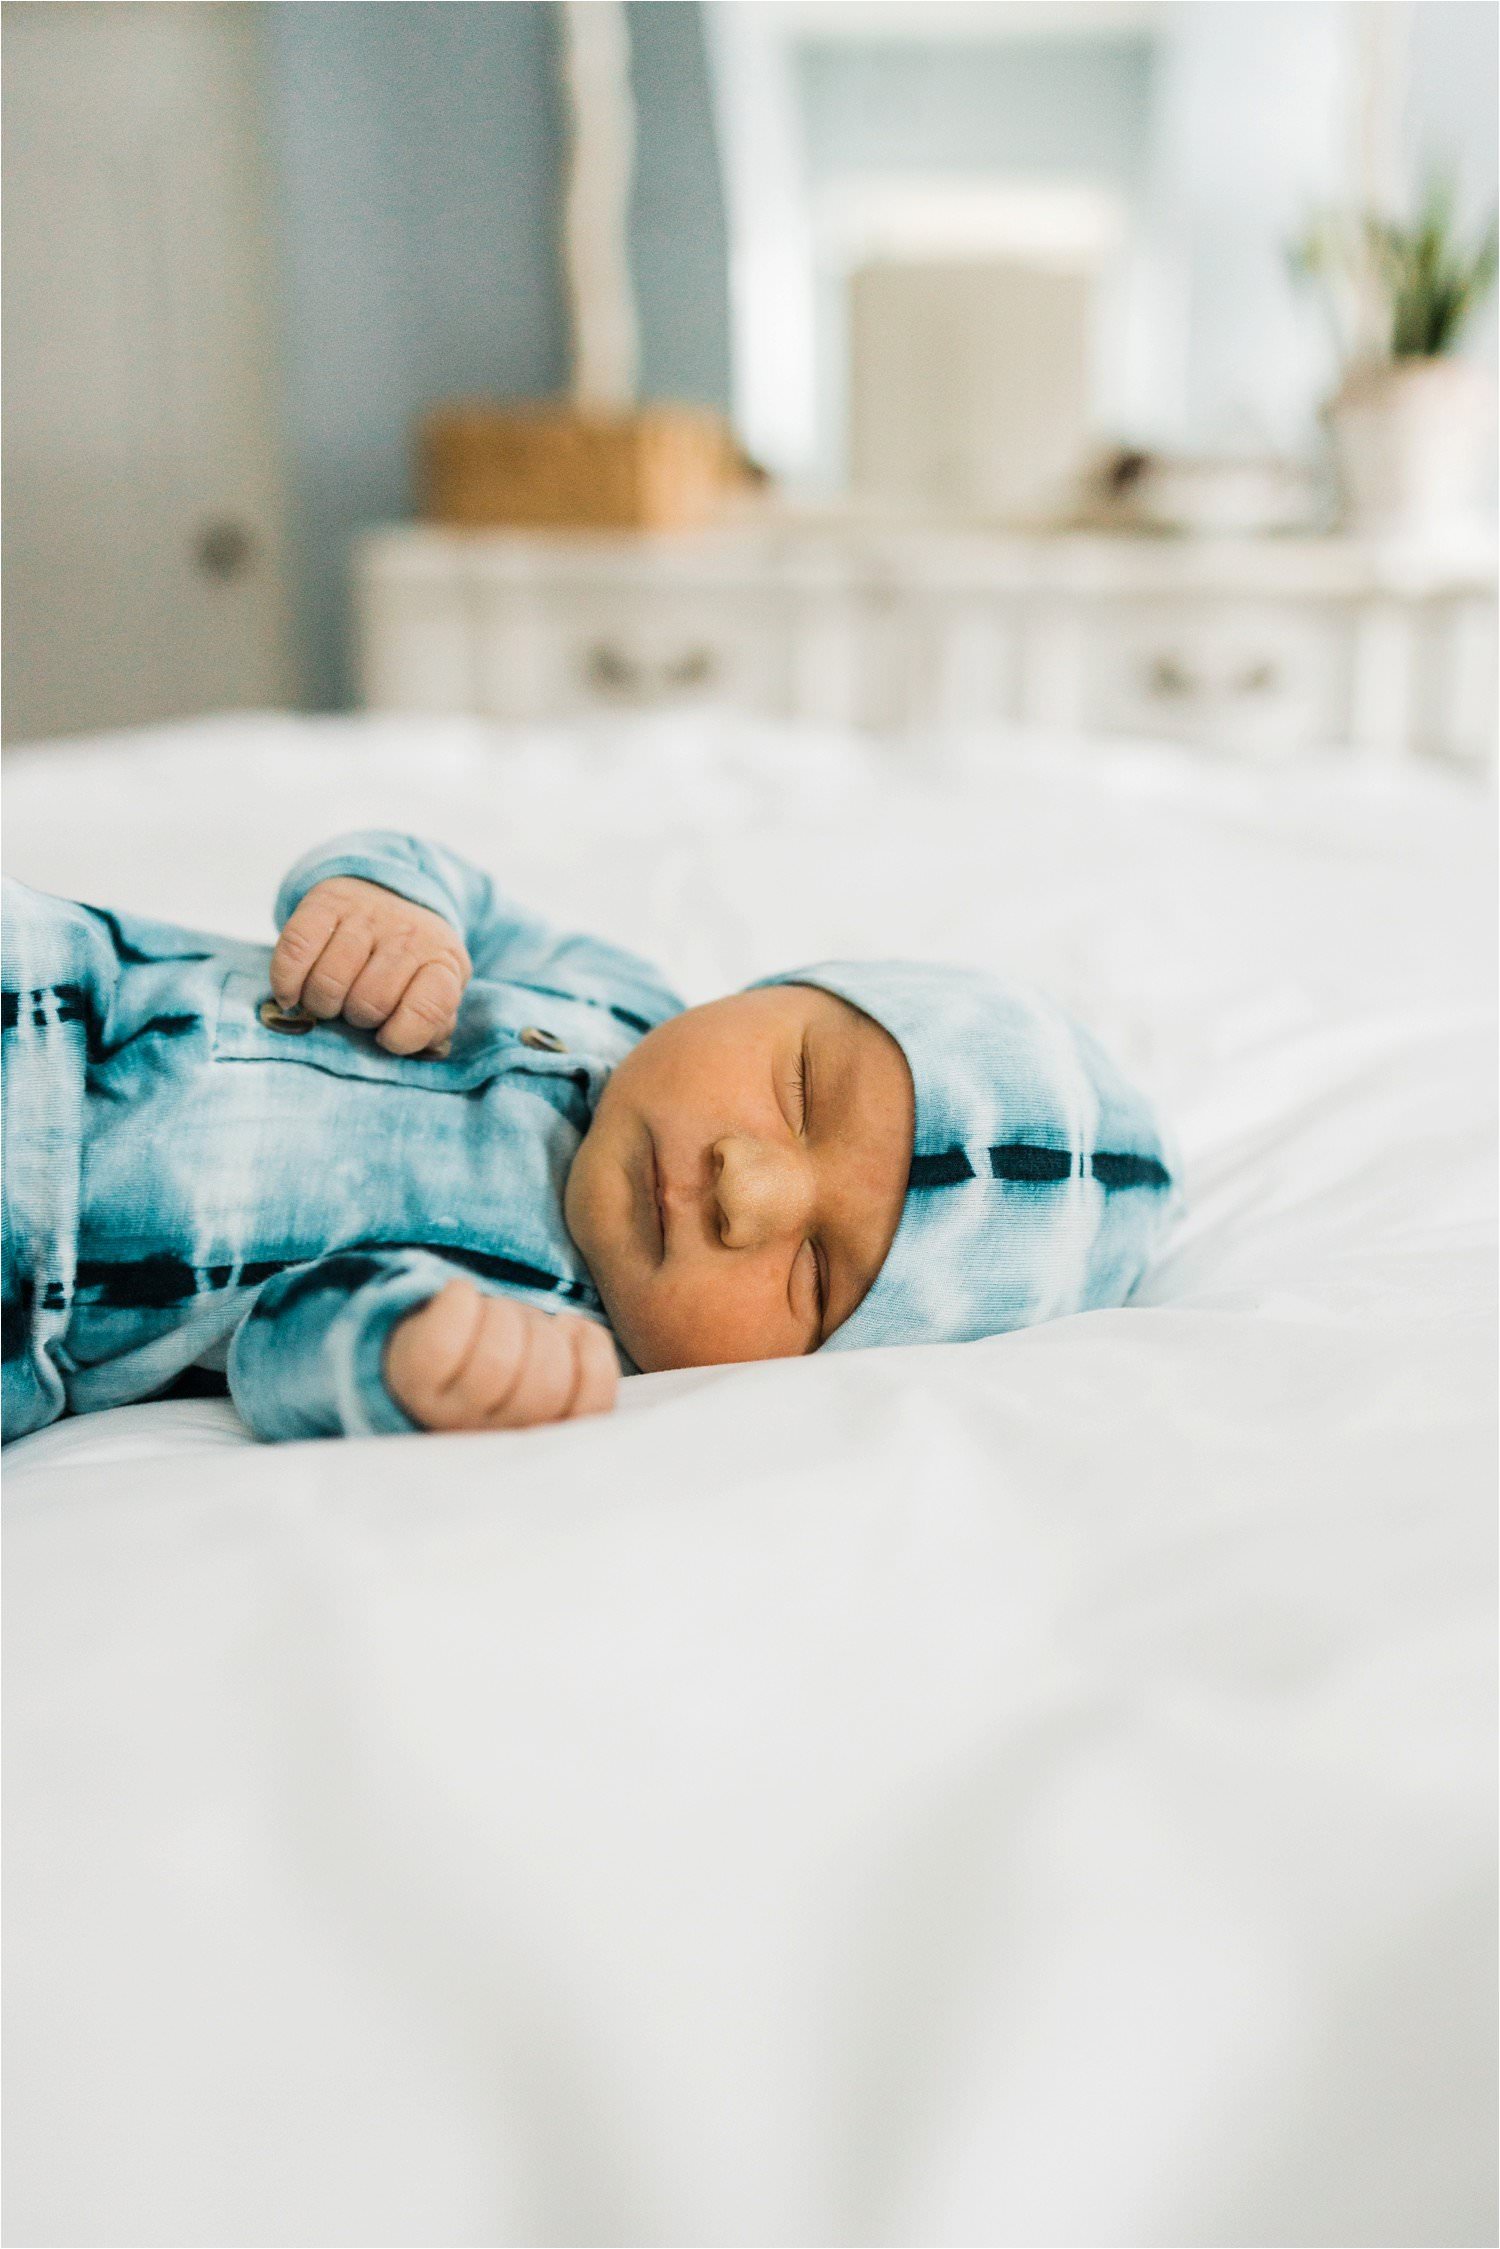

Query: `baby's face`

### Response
(564, 986, 914, 1371)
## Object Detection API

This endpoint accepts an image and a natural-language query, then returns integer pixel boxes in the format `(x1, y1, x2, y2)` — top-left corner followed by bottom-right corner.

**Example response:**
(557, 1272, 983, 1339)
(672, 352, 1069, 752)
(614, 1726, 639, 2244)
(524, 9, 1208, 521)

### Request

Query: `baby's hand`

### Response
(271, 876, 471, 1056)
(384, 1279, 620, 1433)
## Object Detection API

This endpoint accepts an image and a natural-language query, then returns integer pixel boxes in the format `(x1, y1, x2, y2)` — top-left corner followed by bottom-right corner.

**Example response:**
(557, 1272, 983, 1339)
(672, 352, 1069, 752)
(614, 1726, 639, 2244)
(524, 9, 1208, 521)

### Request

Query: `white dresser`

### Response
(354, 520, 1497, 765)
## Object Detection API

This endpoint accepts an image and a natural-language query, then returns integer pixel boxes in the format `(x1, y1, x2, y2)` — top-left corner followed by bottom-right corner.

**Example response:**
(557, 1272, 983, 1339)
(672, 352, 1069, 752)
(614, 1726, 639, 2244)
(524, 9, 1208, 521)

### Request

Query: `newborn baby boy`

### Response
(2, 833, 1175, 1443)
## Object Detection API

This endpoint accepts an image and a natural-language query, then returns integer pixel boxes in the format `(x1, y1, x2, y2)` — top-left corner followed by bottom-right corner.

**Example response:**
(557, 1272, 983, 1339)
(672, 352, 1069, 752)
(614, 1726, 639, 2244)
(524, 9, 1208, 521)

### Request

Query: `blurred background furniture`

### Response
(418, 401, 742, 531)
(0, 1, 296, 742)
(3, 0, 1495, 753)
(357, 519, 1497, 763)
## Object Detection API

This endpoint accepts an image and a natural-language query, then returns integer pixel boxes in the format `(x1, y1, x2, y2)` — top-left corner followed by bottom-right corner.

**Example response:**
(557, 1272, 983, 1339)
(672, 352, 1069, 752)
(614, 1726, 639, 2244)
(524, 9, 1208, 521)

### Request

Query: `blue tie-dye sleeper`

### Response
(1, 834, 683, 1444)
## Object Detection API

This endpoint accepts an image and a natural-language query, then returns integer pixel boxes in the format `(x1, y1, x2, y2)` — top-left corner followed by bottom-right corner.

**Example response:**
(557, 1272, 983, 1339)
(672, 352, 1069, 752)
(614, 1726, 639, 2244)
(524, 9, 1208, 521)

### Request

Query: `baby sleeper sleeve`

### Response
(274, 831, 545, 980)
(226, 1247, 477, 1441)
(273, 832, 682, 1029)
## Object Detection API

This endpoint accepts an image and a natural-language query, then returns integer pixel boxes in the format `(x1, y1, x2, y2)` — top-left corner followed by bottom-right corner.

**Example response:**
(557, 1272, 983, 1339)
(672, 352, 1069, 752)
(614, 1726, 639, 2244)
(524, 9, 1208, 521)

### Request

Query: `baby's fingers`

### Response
(384, 1287, 618, 1434)
(270, 892, 345, 1008)
(482, 1309, 617, 1429)
(383, 1277, 488, 1425)
(571, 1317, 621, 1418)
(298, 919, 379, 1021)
(376, 958, 466, 1056)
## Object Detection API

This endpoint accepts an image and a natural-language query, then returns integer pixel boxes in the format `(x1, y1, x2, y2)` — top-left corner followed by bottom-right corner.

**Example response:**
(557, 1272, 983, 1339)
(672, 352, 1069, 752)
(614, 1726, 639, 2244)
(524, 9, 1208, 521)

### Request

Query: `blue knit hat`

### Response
(755, 962, 1179, 1352)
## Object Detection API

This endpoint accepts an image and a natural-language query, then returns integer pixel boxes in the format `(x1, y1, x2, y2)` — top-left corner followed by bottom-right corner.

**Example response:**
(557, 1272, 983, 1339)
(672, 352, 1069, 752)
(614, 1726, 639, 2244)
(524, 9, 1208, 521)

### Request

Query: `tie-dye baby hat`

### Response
(754, 961, 1179, 1352)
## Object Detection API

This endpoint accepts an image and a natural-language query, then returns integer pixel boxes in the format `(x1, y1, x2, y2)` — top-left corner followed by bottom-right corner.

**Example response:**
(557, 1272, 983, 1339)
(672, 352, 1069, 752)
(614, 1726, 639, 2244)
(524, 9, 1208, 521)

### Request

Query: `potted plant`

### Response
(1292, 179, 1497, 541)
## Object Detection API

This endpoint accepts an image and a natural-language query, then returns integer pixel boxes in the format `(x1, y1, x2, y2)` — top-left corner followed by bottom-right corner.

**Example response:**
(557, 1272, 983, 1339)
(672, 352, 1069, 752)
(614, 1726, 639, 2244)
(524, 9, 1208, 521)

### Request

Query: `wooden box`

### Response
(419, 402, 738, 532)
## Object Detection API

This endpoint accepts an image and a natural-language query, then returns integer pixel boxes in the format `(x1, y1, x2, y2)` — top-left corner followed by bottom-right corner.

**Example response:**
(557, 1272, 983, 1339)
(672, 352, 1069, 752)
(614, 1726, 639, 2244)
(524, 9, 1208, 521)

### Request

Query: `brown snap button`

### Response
(519, 1025, 566, 1053)
(259, 998, 317, 1034)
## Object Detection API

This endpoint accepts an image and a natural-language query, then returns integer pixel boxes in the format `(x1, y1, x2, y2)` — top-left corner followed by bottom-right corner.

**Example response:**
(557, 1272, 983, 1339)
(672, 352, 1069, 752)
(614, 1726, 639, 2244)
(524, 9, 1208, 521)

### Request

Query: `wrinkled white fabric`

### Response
(3, 712, 1495, 2248)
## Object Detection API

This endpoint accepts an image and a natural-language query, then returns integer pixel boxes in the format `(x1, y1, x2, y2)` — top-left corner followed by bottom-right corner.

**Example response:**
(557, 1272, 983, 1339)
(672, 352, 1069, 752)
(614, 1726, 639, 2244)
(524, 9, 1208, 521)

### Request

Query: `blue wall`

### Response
(627, 0, 732, 411)
(265, 1, 567, 710)
(264, 0, 730, 712)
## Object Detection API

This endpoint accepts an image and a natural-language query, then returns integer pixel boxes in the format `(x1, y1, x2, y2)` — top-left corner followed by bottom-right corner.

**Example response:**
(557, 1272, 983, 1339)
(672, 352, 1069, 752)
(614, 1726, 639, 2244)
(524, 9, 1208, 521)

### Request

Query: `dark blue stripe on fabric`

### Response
(2, 983, 94, 1034)
(909, 1143, 1173, 1193)
(343, 1239, 594, 1304)
(1091, 1151, 1172, 1192)
(251, 1252, 389, 1318)
(5, 983, 199, 1066)
(2, 1281, 33, 1360)
(908, 1149, 975, 1188)
(72, 1254, 263, 1311)
(990, 1144, 1073, 1183)
(76, 902, 212, 965)
(92, 1013, 200, 1063)
(503, 977, 655, 1037)
(73, 1240, 595, 1315)
(74, 1254, 200, 1308)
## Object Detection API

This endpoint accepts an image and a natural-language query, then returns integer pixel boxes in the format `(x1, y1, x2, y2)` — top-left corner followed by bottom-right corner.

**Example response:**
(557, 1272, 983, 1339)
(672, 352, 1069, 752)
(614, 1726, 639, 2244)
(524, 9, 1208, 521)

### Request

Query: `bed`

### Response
(3, 709, 1495, 2247)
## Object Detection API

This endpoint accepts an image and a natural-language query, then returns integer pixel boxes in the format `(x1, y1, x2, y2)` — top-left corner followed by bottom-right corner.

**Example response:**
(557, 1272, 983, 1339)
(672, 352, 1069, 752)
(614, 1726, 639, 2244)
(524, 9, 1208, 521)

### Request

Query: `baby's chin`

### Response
(563, 1131, 648, 1359)
(583, 1261, 662, 1373)
(565, 1205, 699, 1375)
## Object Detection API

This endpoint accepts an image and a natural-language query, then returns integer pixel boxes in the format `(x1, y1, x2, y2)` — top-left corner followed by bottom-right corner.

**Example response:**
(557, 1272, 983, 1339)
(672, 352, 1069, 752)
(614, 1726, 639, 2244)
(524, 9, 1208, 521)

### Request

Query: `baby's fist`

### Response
(271, 875, 471, 1057)
(384, 1279, 619, 1433)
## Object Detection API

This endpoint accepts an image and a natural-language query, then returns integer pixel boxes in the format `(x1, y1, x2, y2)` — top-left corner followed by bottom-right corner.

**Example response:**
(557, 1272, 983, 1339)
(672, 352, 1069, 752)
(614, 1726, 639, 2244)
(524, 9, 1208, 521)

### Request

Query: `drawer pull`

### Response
(583, 642, 721, 699)
(584, 643, 641, 695)
(194, 519, 256, 580)
(666, 647, 718, 689)
(1144, 655, 1283, 700)
(1147, 655, 1195, 699)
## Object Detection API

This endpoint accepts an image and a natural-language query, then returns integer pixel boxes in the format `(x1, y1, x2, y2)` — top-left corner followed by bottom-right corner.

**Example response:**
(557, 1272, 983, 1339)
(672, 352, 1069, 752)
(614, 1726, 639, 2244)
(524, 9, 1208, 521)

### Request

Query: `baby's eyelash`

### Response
(792, 1044, 810, 1126)
(806, 1239, 826, 1323)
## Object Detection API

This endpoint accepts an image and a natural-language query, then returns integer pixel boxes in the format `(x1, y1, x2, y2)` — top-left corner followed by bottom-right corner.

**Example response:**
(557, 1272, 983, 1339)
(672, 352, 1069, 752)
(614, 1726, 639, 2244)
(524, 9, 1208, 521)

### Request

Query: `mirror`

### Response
(701, 0, 1495, 515)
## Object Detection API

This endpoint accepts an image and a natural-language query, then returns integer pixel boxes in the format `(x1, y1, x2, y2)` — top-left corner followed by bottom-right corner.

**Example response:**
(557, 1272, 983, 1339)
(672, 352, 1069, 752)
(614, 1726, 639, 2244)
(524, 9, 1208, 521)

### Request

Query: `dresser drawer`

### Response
(473, 584, 787, 721)
(1086, 601, 1350, 757)
(356, 527, 1495, 766)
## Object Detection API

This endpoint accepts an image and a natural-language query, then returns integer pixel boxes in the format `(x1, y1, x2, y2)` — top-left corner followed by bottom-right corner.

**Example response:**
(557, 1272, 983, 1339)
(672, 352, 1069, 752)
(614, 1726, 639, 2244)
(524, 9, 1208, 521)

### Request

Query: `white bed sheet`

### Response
(3, 712, 1495, 2246)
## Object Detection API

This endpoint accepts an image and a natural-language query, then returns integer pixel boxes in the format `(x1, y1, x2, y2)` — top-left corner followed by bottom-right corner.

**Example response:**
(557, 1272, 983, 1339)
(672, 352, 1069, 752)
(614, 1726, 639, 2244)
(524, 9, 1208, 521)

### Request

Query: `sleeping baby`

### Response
(2, 833, 1176, 1443)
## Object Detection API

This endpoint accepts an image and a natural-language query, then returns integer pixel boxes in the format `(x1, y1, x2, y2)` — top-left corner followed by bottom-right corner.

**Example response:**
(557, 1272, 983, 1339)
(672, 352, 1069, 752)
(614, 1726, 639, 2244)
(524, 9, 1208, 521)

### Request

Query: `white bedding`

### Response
(3, 712, 1495, 2247)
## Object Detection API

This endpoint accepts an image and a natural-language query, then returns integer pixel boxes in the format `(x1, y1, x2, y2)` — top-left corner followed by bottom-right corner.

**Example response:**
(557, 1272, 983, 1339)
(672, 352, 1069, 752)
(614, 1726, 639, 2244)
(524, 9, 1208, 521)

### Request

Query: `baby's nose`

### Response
(713, 1135, 813, 1249)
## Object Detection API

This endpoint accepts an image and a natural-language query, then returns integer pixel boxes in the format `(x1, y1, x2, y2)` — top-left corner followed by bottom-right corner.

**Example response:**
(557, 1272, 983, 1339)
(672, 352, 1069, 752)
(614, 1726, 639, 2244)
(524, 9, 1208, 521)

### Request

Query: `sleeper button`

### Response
(259, 998, 317, 1035)
(519, 1025, 566, 1053)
